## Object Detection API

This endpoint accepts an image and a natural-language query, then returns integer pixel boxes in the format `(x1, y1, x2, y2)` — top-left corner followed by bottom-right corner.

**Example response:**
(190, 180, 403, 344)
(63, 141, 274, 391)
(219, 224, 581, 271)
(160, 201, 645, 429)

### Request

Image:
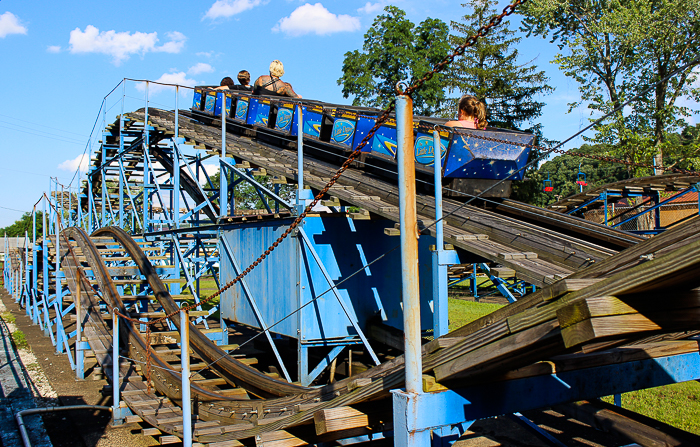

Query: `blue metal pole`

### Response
(432, 130, 449, 338)
(180, 309, 192, 447)
(143, 82, 150, 233)
(32, 208, 38, 324)
(42, 199, 49, 336)
(296, 104, 307, 215)
(112, 310, 123, 425)
(393, 92, 429, 447)
(174, 86, 180, 228)
(220, 95, 228, 219)
(75, 273, 84, 380)
(118, 82, 125, 229)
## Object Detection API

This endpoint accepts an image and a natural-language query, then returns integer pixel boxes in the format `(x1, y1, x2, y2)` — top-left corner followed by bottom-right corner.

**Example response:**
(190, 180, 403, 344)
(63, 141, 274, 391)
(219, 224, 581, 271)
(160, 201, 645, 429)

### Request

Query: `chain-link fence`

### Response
(582, 200, 698, 232)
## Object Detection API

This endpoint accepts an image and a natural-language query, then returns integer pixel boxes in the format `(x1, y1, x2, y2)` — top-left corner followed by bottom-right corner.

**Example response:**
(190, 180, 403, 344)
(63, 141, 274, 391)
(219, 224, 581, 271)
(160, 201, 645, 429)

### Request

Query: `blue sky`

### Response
(0, 0, 697, 228)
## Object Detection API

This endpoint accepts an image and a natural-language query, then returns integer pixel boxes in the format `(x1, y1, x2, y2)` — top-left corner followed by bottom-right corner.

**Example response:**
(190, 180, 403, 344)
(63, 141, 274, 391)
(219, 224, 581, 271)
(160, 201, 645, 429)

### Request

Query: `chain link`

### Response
(45, 0, 530, 393)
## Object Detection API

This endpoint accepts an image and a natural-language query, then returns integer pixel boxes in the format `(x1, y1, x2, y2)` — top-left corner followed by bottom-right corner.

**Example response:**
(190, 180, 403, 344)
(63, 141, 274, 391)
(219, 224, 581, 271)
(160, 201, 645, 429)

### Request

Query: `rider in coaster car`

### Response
(253, 60, 301, 98)
(445, 95, 488, 130)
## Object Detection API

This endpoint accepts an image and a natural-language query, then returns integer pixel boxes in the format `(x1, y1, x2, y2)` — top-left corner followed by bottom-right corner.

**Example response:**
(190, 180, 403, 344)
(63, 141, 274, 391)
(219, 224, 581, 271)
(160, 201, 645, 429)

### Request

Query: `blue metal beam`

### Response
(393, 351, 700, 435)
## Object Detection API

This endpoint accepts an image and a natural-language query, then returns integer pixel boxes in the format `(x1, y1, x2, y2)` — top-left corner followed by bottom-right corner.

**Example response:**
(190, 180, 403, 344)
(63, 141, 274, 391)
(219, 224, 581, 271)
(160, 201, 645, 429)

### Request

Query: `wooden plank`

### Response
(366, 321, 404, 351)
(141, 428, 162, 436)
(557, 292, 700, 329)
(560, 309, 700, 348)
(314, 406, 369, 435)
(434, 320, 562, 382)
(422, 375, 448, 392)
(160, 435, 181, 444)
(555, 400, 700, 446)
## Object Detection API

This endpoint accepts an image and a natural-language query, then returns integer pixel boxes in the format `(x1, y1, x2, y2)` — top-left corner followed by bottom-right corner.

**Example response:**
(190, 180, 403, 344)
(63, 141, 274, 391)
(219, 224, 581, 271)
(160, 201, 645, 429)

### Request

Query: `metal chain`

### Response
(43, 0, 529, 393)
(403, 0, 527, 96)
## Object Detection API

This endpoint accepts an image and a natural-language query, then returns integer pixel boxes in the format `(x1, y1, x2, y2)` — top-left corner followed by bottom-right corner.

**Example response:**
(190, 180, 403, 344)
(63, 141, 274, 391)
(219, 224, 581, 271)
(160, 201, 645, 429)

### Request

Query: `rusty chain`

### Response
(42, 0, 529, 392)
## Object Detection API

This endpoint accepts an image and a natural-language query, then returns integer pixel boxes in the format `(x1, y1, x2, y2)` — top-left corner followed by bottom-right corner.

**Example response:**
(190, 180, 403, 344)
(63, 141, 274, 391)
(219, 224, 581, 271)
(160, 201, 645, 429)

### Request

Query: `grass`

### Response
(445, 299, 700, 434)
(447, 298, 503, 332)
(11, 329, 28, 350)
(1, 311, 16, 325)
(602, 381, 700, 435)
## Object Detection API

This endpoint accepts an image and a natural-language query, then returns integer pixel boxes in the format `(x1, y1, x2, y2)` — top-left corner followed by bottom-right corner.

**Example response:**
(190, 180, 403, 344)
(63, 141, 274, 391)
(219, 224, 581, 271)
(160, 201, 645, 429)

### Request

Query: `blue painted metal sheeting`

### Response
(218, 215, 438, 341)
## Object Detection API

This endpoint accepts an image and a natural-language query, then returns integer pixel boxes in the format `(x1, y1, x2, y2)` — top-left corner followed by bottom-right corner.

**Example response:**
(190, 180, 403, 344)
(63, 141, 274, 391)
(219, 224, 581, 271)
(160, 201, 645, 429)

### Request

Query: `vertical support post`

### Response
(112, 310, 123, 425)
(42, 201, 49, 335)
(175, 85, 179, 139)
(296, 104, 310, 215)
(431, 130, 449, 338)
(174, 87, 181, 228)
(180, 310, 192, 447)
(88, 168, 94, 232)
(653, 190, 661, 230)
(392, 92, 429, 446)
(101, 100, 108, 227)
(118, 82, 125, 228)
(143, 82, 150, 233)
(397, 93, 421, 393)
(32, 208, 38, 324)
(23, 231, 29, 311)
(604, 191, 609, 226)
(75, 273, 84, 380)
(54, 193, 62, 353)
(220, 100, 228, 219)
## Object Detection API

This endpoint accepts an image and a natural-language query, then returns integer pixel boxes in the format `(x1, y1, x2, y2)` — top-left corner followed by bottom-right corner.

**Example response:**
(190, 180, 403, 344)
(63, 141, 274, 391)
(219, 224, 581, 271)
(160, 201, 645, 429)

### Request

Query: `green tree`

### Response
(448, 0, 553, 131)
(337, 6, 452, 116)
(1, 211, 44, 238)
(208, 172, 295, 211)
(521, 0, 700, 173)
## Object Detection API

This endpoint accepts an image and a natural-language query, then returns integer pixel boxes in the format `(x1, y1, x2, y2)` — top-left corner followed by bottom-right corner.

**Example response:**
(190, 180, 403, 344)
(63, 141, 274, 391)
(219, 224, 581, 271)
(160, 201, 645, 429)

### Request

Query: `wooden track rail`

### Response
(49, 108, 700, 445)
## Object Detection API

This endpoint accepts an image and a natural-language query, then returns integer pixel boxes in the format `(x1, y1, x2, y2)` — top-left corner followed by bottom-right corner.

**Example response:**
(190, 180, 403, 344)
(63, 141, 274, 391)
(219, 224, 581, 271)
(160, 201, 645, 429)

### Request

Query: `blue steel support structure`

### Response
(6, 79, 700, 447)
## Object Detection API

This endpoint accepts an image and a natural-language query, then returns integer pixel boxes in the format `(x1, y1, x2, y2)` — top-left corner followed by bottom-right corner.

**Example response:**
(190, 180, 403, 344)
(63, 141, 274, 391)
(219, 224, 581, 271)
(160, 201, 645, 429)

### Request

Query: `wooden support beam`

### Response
(555, 400, 700, 447)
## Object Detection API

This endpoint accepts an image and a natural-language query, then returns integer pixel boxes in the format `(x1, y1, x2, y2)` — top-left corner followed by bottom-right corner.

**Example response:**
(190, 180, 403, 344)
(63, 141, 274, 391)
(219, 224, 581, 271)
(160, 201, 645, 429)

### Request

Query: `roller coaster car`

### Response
(191, 86, 535, 198)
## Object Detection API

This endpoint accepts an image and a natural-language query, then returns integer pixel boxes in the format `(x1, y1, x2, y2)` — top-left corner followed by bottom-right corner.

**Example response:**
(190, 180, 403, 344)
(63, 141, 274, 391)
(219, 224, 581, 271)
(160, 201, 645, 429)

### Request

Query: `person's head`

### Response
(237, 70, 251, 86)
(457, 95, 488, 129)
(269, 60, 285, 78)
(220, 77, 235, 88)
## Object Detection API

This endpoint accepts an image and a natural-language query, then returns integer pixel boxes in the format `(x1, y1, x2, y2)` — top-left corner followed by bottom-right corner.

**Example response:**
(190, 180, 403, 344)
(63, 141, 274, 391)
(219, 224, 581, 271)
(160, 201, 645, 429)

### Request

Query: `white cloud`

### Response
(272, 3, 361, 36)
(196, 51, 214, 58)
(200, 164, 220, 184)
(188, 62, 214, 75)
(58, 153, 89, 174)
(204, 0, 263, 20)
(47, 45, 61, 53)
(357, 2, 384, 14)
(135, 71, 198, 95)
(0, 11, 27, 38)
(68, 25, 186, 65)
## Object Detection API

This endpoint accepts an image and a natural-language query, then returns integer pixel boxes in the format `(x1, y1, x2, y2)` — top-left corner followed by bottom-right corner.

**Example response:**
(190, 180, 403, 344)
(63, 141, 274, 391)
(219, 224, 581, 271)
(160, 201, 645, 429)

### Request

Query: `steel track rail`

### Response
(61, 227, 231, 403)
(93, 226, 310, 398)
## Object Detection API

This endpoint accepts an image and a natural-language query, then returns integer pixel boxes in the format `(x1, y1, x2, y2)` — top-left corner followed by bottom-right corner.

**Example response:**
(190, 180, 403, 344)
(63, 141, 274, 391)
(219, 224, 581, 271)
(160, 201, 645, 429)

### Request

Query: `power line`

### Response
(0, 124, 85, 146)
(0, 205, 28, 213)
(0, 113, 90, 138)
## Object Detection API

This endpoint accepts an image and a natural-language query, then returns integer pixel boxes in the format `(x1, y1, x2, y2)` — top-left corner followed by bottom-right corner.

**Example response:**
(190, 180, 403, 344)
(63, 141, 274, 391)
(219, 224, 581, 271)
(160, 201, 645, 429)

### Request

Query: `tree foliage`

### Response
(337, 6, 452, 116)
(208, 172, 295, 211)
(513, 144, 629, 206)
(1, 212, 44, 238)
(521, 0, 700, 173)
(448, 0, 553, 132)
